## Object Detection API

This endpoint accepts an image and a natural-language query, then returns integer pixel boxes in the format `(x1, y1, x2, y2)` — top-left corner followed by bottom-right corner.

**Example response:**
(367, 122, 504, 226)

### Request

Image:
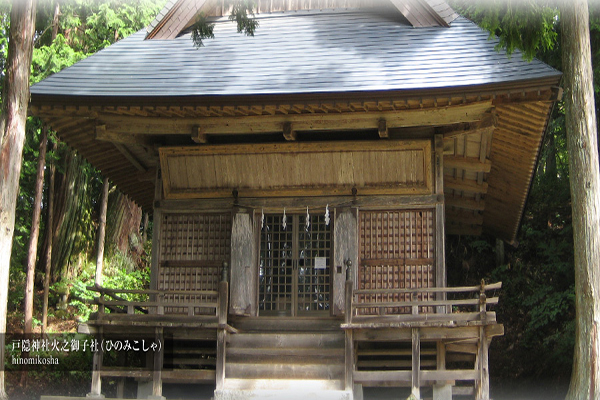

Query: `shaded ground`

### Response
(363, 380, 569, 400)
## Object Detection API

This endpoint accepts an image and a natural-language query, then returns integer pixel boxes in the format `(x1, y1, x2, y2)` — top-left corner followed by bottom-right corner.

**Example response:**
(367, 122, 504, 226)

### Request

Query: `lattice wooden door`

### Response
(259, 214, 331, 316)
(358, 210, 435, 315)
(159, 213, 231, 314)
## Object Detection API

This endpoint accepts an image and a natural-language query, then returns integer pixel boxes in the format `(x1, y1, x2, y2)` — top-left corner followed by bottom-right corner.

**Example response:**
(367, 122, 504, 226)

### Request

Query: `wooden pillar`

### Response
(433, 341, 452, 400)
(434, 135, 446, 314)
(150, 327, 165, 399)
(116, 350, 126, 398)
(88, 327, 104, 398)
(216, 279, 229, 391)
(229, 210, 257, 316)
(150, 169, 163, 292)
(333, 208, 358, 316)
(411, 328, 421, 399)
(344, 280, 354, 392)
(475, 328, 490, 400)
(216, 330, 227, 391)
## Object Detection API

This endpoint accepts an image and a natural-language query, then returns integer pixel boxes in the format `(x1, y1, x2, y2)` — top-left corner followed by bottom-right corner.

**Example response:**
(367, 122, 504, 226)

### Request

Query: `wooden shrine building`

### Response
(31, 1, 562, 399)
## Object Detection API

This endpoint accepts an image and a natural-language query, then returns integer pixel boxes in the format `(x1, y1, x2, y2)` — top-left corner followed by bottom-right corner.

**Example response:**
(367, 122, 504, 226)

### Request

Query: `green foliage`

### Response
(31, 34, 86, 83)
(191, 0, 259, 47)
(8, 268, 25, 311)
(452, 0, 558, 61)
(229, 0, 259, 36)
(191, 13, 215, 47)
(67, 253, 150, 322)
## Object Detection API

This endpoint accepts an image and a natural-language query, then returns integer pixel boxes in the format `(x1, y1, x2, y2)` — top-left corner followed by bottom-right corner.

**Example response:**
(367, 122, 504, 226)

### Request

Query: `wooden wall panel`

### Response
(160, 141, 432, 199)
(159, 213, 231, 314)
(358, 210, 435, 315)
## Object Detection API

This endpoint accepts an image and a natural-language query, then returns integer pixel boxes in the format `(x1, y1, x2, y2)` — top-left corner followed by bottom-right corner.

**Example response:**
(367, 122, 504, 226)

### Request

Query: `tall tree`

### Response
(95, 177, 109, 286)
(41, 140, 55, 333)
(23, 125, 48, 335)
(0, 0, 37, 398)
(561, 1, 600, 398)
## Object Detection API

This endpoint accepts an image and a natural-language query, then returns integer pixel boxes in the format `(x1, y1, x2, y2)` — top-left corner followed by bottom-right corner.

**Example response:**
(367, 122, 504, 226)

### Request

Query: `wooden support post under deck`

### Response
(216, 280, 229, 391)
(345, 280, 354, 392)
(476, 327, 490, 400)
(216, 330, 226, 391)
(434, 341, 452, 400)
(151, 327, 165, 399)
(88, 326, 104, 398)
(412, 328, 421, 399)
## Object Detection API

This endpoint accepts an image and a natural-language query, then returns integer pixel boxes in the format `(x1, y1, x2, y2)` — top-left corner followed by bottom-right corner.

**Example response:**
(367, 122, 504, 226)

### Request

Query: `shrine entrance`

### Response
(258, 213, 332, 316)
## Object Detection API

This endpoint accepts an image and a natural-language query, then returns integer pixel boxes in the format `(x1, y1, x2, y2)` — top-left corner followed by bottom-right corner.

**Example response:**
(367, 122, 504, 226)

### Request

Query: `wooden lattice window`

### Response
(358, 210, 435, 315)
(259, 214, 331, 316)
(159, 213, 231, 314)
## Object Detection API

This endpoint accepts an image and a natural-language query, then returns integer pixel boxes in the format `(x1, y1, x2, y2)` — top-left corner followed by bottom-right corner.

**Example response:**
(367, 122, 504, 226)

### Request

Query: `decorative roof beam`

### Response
(444, 156, 492, 173)
(95, 125, 156, 146)
(192, 126, 208, 144)
(283, 122, 297, 141)
(378, 119, 388, 138)
(445, 177, 489, 194)
(98, 101, 493, 136)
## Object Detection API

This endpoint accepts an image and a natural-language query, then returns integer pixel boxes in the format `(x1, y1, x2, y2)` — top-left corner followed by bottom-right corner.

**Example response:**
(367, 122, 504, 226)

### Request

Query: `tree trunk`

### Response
(95, 177, 110, 286)
(562, 1, 600, 399)
(49, 150, 94, 281)
(24, 125, 48, 334)
(20, 124, 48, 387)
(51, 0, 59, 39)
(41, 1, 60, 334)
(106, 190, 143, 256)
(141, 212, 149, 244)
(0, 1, 37, 398)
(41, 141, 56, 334)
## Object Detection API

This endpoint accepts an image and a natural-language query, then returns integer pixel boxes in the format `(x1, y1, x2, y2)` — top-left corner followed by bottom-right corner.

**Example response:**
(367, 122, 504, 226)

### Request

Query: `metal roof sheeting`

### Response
(31, 10, 560, 98)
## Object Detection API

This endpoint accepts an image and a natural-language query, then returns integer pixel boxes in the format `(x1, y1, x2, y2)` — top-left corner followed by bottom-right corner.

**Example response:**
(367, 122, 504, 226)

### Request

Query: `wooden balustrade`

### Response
(87, 285, 220, 317)
(344, 280, 501, 327)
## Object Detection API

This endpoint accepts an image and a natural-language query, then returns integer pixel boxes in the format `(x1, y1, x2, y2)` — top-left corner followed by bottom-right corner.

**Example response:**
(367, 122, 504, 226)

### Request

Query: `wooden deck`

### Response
(343, 280, 503, 400)
(81, 280, 502, 400)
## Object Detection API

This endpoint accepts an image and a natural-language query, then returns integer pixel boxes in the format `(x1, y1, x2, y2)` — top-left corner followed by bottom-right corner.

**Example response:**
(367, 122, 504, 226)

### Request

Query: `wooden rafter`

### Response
(444, 157, 492, 173)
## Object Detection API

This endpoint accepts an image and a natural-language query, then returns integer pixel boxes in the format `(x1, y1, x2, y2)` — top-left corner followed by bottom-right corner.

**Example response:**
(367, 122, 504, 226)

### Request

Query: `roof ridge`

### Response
(146, 0, 456, 40)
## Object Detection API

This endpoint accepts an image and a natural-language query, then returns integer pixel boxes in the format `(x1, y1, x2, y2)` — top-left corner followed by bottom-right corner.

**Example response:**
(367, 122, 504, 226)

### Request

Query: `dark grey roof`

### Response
(31, 10, 561, 98)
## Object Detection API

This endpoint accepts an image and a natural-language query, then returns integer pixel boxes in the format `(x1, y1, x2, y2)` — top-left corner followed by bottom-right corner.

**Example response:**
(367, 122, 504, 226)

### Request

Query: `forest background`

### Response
(0, 0, 590, 398)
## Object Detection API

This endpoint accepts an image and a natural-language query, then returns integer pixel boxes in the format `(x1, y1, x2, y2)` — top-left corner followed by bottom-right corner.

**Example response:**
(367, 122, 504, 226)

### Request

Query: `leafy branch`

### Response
(191, 0, 259, 47)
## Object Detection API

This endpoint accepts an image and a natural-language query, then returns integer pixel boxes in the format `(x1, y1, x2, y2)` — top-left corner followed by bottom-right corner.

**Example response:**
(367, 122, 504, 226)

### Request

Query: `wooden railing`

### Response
(345, 280, 501, 326)
(86, 262, 230, 322)
(88, 286, 222, 317)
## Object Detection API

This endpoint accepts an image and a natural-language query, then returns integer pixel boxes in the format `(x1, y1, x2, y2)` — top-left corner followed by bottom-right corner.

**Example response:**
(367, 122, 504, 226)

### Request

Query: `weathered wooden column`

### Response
(149, 327, 165, 400)
(434, 134, 446, 312)
(143, 169, 164, 399)
(435, 136, 452, 400)
(88, 326, 104, 398)
(344, 262, 354, 393)
(229, 209, 257, 316)
(216, 262, 229, 392)
(150, 169, 163, 293)
(476, 281, 490, 400)
(333, 208, 358, 316)
(411, 328, 421, 399)
(433, 341, 451, 400)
